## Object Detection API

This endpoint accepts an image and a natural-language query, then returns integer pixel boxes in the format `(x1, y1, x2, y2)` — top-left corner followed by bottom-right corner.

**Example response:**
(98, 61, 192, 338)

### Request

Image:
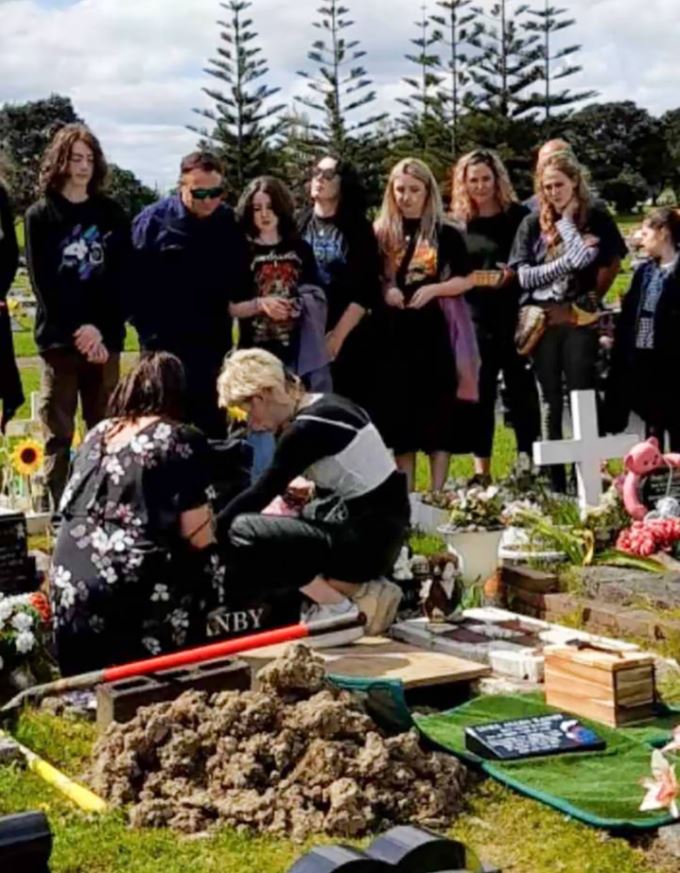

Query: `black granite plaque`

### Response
(465, 713, 606, 760)
(641, 468, 680, 510)
(0, 510, 32, 595)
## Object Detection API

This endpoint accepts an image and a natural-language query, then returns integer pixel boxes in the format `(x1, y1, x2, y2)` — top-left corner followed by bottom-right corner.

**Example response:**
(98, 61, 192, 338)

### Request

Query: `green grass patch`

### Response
(0, 708, 672, 873)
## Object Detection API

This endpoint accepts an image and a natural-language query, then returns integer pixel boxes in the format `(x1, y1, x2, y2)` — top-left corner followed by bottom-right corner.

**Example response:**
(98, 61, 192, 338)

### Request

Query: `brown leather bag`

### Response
(515, 305, 546, 356)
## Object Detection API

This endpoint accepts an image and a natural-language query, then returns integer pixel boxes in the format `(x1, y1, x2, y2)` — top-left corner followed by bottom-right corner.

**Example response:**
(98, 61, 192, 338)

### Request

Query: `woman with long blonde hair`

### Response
(450, 149, 540, 482)
(508, 151, 626, 491)
(374, 157, 477, 492)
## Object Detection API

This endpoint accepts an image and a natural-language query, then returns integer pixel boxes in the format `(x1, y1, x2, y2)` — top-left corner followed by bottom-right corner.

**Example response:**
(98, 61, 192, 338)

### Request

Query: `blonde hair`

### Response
(536, 152, 592, 247)
(450, 149, 518, 224)
(374, 158, 444, 257)
(217, 348, 301, 410)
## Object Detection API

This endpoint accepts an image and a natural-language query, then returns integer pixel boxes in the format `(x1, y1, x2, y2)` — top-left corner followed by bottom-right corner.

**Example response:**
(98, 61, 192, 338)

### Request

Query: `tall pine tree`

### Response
(192, 0, 284, 197)
(469, 1, 541, 118)
(296, 1, 386, 157)
(396, 4, 448, 168)
(431, 0, 480, 156)
(524, 2, 597, 122)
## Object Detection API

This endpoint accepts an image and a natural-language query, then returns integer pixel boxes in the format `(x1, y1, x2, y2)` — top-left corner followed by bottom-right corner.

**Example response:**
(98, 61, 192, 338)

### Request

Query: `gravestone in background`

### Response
(0, 509, 33, 595)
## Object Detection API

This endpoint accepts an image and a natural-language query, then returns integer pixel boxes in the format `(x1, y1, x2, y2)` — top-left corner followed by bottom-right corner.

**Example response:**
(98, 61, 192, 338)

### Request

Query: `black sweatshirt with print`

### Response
(25, 192, 130, 353)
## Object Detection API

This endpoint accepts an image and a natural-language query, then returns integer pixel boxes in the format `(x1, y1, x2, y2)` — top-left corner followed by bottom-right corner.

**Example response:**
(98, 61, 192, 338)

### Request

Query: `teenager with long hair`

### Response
(25, 124, 129, 507)
(298, 155, 381, 405)
(233, 175, 323, 478)
(374, 157, 476, 492)
(608, 208, 680, 449)
(509, 152, 626, 491)
(450, 149, 540, 480)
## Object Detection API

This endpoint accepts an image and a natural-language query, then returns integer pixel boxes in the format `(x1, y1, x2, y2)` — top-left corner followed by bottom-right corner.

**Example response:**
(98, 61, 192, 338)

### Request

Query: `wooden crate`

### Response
(544, 644, 656, 727)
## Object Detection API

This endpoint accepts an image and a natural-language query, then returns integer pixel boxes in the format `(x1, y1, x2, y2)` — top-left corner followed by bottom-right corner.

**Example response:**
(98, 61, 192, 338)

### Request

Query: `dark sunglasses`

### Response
(190, 186, 224, 201)
(312, 167, 338, 181)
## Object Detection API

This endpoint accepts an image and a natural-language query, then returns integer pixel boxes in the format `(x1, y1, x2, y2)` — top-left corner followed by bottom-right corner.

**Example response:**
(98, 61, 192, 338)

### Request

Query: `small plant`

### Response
(0, 592, 54, 698)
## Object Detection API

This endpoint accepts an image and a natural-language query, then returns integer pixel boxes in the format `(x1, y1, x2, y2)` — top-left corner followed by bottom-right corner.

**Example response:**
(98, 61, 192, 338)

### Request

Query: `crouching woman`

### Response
(49, 352, 222, 675)
(216, 348, 409, 644)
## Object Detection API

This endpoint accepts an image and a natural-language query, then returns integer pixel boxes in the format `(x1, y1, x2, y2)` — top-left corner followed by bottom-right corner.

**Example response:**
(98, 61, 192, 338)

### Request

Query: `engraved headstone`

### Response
(0, 509, 33, 594)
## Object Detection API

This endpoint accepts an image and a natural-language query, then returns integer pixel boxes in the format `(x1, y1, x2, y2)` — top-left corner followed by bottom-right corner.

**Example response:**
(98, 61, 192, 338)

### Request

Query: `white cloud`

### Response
(0, 0, 678, 193)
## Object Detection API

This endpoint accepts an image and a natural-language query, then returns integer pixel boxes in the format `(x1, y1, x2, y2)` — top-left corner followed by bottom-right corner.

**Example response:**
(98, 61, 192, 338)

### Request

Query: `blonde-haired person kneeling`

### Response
(216, 348, 409, 645)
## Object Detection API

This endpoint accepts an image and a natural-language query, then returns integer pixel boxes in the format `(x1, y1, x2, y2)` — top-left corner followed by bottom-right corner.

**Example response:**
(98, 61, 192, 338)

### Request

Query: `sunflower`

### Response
(11, 438, 44, 477)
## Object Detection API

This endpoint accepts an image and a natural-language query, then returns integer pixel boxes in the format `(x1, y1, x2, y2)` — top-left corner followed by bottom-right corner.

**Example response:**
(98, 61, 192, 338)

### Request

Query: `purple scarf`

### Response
(439, 296, 481, 402)
(295, 284, 333, 391)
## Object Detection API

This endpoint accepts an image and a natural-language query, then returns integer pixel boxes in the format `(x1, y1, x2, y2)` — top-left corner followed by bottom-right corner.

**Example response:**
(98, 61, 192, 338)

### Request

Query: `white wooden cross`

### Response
(533, 390, 640, 512)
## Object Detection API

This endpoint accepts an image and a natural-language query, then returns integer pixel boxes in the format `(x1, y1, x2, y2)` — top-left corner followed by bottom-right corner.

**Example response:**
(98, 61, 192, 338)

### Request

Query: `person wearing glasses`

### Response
(298, 155, 381, 407)
(130, 151, 251, 437)
(25, 124, 129, 507)
(450, 149, 540, 482)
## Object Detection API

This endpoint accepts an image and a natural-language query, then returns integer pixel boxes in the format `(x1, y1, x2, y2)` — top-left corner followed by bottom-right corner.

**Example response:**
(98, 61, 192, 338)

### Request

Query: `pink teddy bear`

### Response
(623, 437, 680, 520)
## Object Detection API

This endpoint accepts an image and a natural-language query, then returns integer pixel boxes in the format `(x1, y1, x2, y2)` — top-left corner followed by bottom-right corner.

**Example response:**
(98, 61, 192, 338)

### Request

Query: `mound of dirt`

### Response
(89, 644, 467, 840)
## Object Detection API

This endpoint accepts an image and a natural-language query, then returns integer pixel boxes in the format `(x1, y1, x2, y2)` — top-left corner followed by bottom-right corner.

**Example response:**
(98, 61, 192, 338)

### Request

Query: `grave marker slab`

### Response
(0, 509, 33, 594)
(465, 713, 606, 760)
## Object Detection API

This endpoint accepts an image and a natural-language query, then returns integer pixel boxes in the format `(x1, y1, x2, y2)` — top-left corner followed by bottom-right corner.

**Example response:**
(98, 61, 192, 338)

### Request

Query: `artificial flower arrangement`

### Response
(439, 485, 507, 532)
(0, 435, 47, 514)
(0, 591, 55, 699)
(640, 727, 680, 819)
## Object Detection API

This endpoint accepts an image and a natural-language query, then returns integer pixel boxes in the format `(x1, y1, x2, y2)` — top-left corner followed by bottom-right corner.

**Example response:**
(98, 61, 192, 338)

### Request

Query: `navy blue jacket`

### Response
(130, 195, 250, 358)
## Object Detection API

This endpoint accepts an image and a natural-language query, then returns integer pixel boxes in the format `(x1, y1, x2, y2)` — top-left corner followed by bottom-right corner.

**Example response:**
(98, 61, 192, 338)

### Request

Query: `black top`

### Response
(299, 209, 381, 330)
(218, 393, 406, 530)
(237, 237, 318, 350)
(615, 258, 680, 360)
(130, 195, 251, 358)
(51, 418, 222, 673)
(392, 219, 470, 299)
(0, 185, 19, 300)
(464, 202, 528, 332)
(508, 205, 627, 306)
(25, 192, 130, 352)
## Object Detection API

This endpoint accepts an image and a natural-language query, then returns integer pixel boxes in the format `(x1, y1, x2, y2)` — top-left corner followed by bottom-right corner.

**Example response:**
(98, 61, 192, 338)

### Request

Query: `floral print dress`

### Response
(50, 418, 224, 676)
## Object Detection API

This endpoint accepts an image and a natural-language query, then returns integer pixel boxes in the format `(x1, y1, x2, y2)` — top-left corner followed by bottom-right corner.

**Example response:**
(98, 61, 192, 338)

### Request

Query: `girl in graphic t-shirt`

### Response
(233, 176, 319, 368)
(608, 208, 680, 449)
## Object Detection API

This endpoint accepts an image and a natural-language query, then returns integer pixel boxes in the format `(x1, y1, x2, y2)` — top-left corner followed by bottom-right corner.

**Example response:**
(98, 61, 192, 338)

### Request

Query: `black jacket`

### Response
(0, 185, 23, 429)
(25, 192, 130, 352)
(130, 195, 251, 359)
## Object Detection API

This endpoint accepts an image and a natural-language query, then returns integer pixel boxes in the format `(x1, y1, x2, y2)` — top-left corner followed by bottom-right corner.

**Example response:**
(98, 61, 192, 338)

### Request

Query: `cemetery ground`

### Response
(6, 215, 680, 872)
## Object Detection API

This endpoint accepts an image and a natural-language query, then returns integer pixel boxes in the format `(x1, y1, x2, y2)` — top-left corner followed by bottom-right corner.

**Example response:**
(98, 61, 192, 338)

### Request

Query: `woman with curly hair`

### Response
(508, 151, 626, 491)
(450, 149, 540, 481)
(374, 157, 476, 492)
(25, 123, 129, 507)
(298, 155, 381, 407)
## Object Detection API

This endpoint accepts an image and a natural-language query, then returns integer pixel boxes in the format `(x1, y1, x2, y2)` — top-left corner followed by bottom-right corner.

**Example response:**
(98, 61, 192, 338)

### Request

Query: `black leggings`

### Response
(474, 333, 540, 458)
(223, 510, 408, 600)
(532, 324, 599, 491)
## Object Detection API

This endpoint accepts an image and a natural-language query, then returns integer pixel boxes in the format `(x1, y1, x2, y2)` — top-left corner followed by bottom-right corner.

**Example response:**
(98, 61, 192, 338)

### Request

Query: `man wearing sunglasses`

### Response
(130, 151, 251, 437)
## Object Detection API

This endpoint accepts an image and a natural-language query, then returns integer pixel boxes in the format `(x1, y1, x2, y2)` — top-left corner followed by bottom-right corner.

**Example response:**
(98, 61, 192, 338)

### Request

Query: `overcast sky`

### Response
(1, 0, 679, 191)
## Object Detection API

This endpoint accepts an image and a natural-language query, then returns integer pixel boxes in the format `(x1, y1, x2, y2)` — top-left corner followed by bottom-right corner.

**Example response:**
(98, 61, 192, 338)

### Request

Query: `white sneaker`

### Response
(351, 579, 403, 635)
(301, 599, 365, 648)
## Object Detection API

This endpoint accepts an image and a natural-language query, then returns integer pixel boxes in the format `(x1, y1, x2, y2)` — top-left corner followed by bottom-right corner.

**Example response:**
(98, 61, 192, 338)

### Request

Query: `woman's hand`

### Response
(408, 283, 440, 309)
(286, 476, 315, 504)
(86, 343, 110, 365)
(562, 198, 579, 221)
(259, 297, 292, 322)
(582, 234, 600, 249)
(384, 287, 405, 309)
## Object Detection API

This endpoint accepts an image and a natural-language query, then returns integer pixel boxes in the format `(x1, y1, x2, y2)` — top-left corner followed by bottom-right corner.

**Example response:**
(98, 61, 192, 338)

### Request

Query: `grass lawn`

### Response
(0, 709, 673, 873)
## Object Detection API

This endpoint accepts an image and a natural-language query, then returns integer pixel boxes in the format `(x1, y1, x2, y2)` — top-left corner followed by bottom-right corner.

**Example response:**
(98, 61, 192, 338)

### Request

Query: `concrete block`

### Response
(96, 656, 250, 730)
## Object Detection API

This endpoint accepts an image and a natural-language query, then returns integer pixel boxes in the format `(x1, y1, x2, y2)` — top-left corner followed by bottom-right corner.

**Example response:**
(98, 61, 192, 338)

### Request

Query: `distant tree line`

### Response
(1, 1, 678, 216)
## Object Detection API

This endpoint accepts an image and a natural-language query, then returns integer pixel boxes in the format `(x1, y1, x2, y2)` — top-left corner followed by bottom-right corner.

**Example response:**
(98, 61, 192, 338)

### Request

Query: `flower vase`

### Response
(437, 526, 504, 587)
